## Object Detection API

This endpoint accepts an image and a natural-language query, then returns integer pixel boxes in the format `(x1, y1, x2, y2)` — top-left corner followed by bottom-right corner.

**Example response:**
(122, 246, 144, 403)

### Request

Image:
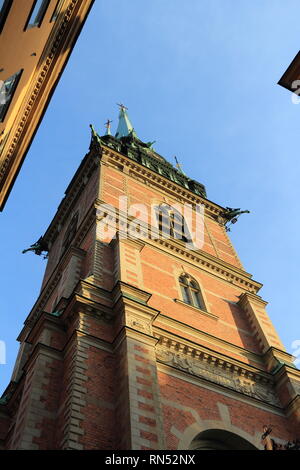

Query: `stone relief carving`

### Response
(127, 316, 152, 334)
(156, 347, 280, 407)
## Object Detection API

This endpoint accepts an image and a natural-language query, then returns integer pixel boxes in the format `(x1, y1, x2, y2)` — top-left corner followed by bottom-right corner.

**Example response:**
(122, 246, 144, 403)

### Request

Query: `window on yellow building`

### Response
(26, 0, 50, 29)
(0, 70, 23, 122)
(179, 274, 206, 310)
(0, 0, 12, 33)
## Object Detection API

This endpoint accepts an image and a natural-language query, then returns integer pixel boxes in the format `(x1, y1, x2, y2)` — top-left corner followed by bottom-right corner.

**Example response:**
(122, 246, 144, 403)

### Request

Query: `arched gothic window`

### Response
(179, 274, 205, 310)
(154, 204, 191, 243)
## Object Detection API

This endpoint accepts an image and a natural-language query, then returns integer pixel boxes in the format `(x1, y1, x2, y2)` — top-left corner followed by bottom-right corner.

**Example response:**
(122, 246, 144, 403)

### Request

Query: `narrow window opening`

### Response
(179, 275, 206, 310)
(155, 204, 192, 243)
(0, 0, 12, 34)
(0, 70, 23, 122)
(26, 0, 50, 29)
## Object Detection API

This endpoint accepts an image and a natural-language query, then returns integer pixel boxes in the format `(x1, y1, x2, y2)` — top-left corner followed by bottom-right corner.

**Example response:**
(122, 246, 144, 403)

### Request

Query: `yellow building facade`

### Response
(0, 0, 94, 210)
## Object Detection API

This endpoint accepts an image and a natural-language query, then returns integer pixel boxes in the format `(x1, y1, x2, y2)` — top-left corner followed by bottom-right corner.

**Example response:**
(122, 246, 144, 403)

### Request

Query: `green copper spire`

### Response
(115, 104, 137, 139)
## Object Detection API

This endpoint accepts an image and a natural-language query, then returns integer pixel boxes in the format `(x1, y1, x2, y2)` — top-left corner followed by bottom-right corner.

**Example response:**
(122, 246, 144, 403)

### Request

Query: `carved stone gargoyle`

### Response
(22, 236, 48, 258)
(220, 207, 250, 231)
(145, 140, 156, 149)
(223, 207, 250, 221)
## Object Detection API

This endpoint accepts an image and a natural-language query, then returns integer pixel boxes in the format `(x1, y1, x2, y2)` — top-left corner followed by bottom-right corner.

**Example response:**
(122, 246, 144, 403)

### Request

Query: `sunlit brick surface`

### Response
(1, 140, 299, 449)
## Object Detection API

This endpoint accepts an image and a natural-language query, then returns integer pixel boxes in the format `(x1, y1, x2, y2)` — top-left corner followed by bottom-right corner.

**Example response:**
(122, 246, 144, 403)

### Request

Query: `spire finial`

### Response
(174, 156, 186, 176)
(104, 119, 112, 135)
(115, 103, 137, 139)
(117, 103, 128, 111)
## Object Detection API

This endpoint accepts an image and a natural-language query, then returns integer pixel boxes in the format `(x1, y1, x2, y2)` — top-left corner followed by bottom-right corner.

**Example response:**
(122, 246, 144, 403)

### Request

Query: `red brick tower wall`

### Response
(0, 134, 299, 449)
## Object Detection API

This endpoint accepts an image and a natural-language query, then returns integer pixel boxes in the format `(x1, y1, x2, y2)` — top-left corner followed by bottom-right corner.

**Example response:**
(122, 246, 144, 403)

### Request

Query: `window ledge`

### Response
(174, 298, 219, 320)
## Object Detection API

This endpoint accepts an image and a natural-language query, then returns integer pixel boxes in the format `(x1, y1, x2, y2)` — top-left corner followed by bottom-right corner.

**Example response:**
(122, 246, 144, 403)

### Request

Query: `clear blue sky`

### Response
(1, 0, 300, 394)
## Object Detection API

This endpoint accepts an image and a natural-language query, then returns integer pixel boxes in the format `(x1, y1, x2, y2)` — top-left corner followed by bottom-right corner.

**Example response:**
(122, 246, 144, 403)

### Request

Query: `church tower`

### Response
(0, 106, 299, 450)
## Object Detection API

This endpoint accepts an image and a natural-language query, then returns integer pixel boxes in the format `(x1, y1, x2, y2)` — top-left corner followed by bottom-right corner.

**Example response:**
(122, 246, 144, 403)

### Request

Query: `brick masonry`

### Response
(1, 140, 299, 449)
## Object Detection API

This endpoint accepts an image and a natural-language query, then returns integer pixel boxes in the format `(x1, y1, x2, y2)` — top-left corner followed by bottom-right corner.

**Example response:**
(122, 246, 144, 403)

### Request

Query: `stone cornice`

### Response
(43, 154, 99, 247)
(155, 333, 282, 408)
(174, 298, 219, 321)
(24, 312, 64, 345)
(113, 295, 160, 322)
(239, 291, 268, 307)
(112, 280, 152, 306)
(155, 332, 270, 380)
(284, 394, 300, 418)
(111, 236, 145, 252)
(153, 314, 265, 367)
(97, 199, 262, 294)
(69, 293, 115, 322)
(157, 363, 285, 416)
(112, 325, 158, 352)
(263, 347, 296, 370)
(101, 145, 225, 219)
(153, 237, 262, 293)
(272, 363, 300, 383)
(100, 133, 207, 198)
(27, 341, 62, 365)
(60, 280, 159, 325)
(77, 278, 113, 304)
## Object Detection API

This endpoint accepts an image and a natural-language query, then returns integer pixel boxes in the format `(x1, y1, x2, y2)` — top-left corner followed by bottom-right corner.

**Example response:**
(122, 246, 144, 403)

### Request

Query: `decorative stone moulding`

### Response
(155, 336, 281, 408)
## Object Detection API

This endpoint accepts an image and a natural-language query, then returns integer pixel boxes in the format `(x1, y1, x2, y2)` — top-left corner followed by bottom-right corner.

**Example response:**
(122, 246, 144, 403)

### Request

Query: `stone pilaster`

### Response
(10, 345, 62, 450)
(238, 292, 285, 356)
(111, 236, 145, 288)
(10, 342, 32, 383)
(57, 248, 85, 300)
(56, 334, 88, 450)
(115, 328, 165, 450)
(272, 364, 300, 428)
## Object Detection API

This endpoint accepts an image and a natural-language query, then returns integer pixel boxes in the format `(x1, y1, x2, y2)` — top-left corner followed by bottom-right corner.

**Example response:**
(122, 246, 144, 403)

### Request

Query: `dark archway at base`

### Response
(189, 429, 258, 450)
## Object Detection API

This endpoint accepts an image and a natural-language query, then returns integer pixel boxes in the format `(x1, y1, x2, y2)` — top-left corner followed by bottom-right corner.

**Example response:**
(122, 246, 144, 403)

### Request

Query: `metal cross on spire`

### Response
(174, 156, 186, 176)
(117, 103, 128, 111)
(104, 119, 112, 135)
(115, 103, 137, 139)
